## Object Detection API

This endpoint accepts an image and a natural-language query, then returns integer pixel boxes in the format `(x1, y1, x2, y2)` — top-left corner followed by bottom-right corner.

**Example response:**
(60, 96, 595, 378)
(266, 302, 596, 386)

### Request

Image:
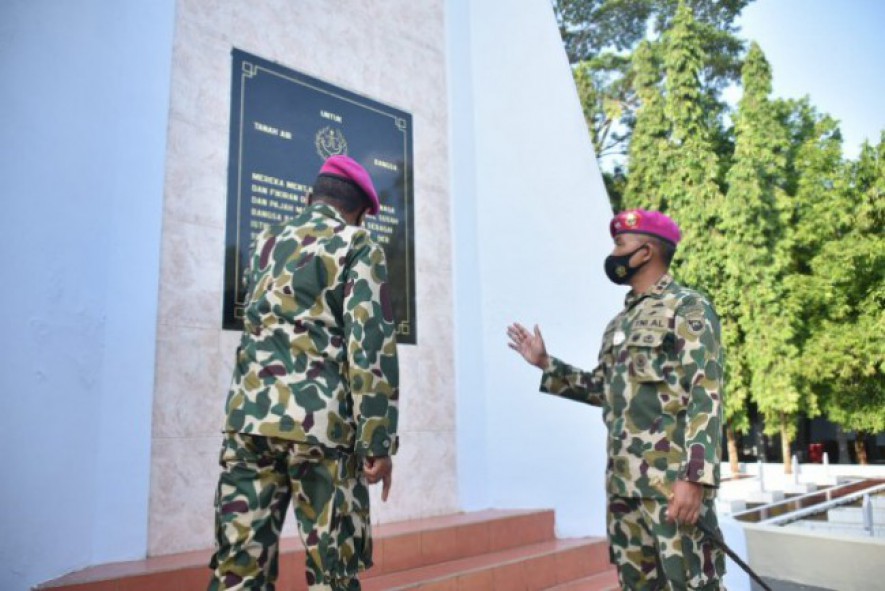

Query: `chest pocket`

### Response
(627, 328, 668, 383)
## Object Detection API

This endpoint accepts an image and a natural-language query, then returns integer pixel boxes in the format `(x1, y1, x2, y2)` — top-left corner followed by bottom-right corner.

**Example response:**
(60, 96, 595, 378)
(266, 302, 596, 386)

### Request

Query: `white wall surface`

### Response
(0, 0, 174, 589)
(150, 0, 457, 555)
(448, 0, 490, 510)
(0, 1, 621, 587)
(449, 0, 622, 537)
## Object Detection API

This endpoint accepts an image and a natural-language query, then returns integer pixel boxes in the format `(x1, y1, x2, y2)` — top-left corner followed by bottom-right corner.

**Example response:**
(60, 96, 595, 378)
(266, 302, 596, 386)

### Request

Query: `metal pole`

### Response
(862, 493, 874, 537)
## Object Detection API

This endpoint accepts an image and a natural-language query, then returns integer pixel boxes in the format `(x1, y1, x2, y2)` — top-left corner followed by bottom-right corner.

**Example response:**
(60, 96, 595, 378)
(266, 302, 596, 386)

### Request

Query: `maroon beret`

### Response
(318, 155, 380, 215)
(610, 209, 681, 246)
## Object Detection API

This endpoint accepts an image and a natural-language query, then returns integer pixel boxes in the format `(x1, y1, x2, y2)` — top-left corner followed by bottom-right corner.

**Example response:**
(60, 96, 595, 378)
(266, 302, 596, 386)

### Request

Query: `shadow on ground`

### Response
(753, 579, 836, 591)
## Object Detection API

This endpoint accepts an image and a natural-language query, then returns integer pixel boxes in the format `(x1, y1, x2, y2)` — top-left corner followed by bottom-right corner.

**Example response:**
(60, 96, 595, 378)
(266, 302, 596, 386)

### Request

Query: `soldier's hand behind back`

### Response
(506, 323, 549, 369)
(364, 456, 393, 502)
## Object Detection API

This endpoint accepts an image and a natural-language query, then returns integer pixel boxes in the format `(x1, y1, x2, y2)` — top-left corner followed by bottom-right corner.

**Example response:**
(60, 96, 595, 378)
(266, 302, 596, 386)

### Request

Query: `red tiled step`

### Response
(362, 537, 611, 591)
(543, 569, 620, 591)
(37, 509, 557, 590)
(372, 509, 555, 575)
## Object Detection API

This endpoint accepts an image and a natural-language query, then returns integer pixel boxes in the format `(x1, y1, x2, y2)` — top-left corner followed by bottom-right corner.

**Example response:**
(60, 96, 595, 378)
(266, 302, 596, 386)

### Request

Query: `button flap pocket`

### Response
(627, 329, 667, 382)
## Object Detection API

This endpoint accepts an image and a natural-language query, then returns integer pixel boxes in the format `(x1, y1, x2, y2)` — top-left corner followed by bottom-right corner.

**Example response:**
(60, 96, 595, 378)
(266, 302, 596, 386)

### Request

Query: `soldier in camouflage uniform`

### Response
(208, 155, 400, 591)
(508, 209, 726, 590)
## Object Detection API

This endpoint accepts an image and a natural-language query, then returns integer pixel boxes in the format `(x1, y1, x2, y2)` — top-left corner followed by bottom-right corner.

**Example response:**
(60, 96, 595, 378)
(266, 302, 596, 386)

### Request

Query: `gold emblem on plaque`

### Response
(315, 126, 348, 159)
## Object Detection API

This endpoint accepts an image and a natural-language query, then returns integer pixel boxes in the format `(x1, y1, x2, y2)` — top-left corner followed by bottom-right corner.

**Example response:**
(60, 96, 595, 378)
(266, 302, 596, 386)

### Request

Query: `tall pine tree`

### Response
(797, 133, 885, 463)
(624, 40, 670, 210)
(723, 43, 800, 472)
(780, 103, 846, 457)
(660, 2, 724, 303)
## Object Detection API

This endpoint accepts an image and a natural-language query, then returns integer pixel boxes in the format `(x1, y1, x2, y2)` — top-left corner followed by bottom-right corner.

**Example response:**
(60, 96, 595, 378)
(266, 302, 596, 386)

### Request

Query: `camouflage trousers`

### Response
(208, 432, 372, 591)
(607, 495, 726, 591)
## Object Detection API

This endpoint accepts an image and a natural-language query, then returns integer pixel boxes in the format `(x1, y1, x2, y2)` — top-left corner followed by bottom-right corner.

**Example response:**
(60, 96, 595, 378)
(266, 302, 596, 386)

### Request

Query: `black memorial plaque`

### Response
(223, 48, 416, 344)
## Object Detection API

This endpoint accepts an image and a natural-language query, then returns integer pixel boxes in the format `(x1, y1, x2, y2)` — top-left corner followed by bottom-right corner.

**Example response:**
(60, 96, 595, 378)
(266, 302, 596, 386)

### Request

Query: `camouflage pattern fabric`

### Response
(210, 202, 398, 589)
(540, 274, 723, 499)
(209, 432, 370, 591)
(224, 201, 399, 458)
(607, 495, 725, 590)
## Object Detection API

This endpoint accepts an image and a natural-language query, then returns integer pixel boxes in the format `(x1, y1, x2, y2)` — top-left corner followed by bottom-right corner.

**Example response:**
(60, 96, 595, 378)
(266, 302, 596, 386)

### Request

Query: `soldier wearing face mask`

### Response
(507, 209, 726, 591)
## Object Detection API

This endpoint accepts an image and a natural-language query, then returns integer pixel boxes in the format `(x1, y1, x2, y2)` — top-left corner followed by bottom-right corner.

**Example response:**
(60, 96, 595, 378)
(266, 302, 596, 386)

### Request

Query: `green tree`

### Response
(720, 43, 775, 471)
(723, 43, 803, 473)
(778, 103, 846, 457)
(603, 164, 629, 213)
(785, 109, 849, 268)
(796, 134, 885, 463)
(554, 0, 751, 80)
(555, 0, 752, 167)
(659, 3, 724, 303)
(573, 55, 632, 211)
(573, 54, 634, 160)
(623, 40, 670, 210)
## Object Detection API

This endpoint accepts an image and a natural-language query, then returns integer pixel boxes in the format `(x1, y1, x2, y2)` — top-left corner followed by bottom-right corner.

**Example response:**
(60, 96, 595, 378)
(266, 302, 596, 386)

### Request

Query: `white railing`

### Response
(759, 482, 885, 527)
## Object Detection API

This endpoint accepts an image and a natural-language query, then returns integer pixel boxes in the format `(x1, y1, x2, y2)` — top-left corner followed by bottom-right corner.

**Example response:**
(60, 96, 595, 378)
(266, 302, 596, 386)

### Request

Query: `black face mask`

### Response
(604, 244, 648, 285)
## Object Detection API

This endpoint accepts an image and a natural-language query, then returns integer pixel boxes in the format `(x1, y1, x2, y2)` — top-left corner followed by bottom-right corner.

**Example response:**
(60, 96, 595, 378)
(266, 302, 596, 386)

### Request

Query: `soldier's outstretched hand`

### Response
(506, 323, 549, 369)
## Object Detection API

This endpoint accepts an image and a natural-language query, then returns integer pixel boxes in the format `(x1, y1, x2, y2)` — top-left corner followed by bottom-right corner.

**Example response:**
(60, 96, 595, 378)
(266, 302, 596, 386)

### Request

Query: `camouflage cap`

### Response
(318, 155, 380, 215)
(610, 209, 681, 246)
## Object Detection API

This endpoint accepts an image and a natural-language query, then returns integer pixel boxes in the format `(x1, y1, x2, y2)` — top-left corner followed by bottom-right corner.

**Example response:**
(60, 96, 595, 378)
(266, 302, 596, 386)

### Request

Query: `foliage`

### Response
(719, 42, 792, 435)
(658, 3, 725, 304)
(602, 165, 628, 213)
(794, 134, 885, 434)
(623, 40, 670, 210)
(718, 44, 814, 473)
(555, 0, 751, 166)
(573, 55, 634, 159)
(555, 0, 885, 454)
(554, 0, 751, 82)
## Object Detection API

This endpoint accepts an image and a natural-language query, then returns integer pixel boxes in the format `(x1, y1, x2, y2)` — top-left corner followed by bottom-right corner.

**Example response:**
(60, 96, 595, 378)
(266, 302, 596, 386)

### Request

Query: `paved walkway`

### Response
(757, 579, 834, 591)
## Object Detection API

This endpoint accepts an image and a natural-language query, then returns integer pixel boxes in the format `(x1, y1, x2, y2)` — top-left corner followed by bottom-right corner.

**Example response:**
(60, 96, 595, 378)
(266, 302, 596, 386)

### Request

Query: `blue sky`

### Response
(733, 0, 885, 159)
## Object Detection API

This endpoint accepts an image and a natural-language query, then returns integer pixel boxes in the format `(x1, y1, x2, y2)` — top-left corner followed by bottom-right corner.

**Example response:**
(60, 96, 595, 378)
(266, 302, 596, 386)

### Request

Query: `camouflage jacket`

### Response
(223, 202, 399, 458)
(540, 274, 723, 499)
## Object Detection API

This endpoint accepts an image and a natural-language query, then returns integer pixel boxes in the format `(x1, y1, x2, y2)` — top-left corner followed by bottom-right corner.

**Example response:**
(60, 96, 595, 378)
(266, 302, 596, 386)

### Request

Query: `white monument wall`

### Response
(150, 0, 456, 554)
(450, 0, 620, 538)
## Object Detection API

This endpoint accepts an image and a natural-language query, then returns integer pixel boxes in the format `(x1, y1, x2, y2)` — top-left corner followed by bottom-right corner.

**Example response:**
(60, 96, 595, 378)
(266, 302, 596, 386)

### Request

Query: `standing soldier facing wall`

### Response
(209, 155, 400, 591)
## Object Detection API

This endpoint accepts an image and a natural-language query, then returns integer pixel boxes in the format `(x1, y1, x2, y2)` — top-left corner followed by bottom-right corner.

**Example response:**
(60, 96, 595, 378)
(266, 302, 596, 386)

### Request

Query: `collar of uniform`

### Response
(306, 201, 348, 225)
(624, 273, 674, 308)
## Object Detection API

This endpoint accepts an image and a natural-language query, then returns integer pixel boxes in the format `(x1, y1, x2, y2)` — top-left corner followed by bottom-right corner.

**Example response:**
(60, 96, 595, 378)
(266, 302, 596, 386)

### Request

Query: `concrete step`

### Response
(39, 509, 609, 591)
(362, 537, 612, 591)
(785, 519, 885, 538)
(827, 506, 885, 524)
(783, 482, 818, 494)
(543, 569, 620, 591)
(368, 508, 556, 576)
(745, 490, 785, 504)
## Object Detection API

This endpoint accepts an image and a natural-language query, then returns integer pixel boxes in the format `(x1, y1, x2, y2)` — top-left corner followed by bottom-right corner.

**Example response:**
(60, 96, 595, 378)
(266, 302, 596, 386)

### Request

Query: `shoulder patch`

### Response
(681, 304, 707, 334)
(685, 314, 705, 334)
